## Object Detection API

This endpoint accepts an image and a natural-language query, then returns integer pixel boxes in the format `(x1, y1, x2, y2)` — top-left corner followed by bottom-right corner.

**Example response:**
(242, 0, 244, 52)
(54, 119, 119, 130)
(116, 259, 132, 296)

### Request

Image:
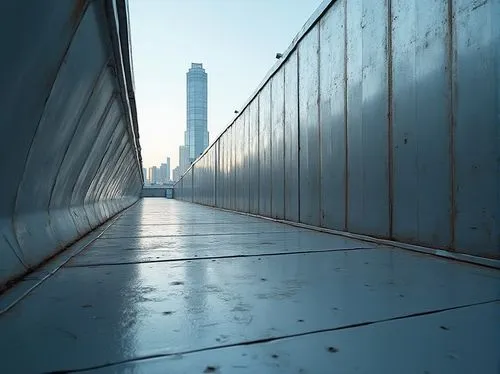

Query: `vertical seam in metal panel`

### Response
(297, 48, 301, 223)
(318, 24, 323, 227)
(215, 142, 218, 206)
(387, 0, 394, 239)
(257, 97, 260, 214)
(343, 0, 349, 232)
(447, 0, 456, 250)
(270, 80, 273, 217)
(246, 111, 249, 212)
(282, 68, 286, 220)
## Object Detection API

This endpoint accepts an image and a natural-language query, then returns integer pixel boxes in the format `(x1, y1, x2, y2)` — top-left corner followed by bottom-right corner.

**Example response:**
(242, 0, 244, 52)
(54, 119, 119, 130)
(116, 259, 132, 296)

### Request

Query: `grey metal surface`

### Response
(453, 0, 500, 256)
(391, 0, 452, 248)
(319, 0, 347, 231)
(249, 99, 260, 214)
(346, 0, 390, 237)
(174, 0, 499, 259)
(298, 25, 321, 227)
(90, 302, 500, 374)
(241, 111, 251, 212)
(0, 0, 142, 287)
(259, 86, 272, 217)
(283, 51, 300, 222)
(0, 199, 498, 373)
(271, 70, 285, 219)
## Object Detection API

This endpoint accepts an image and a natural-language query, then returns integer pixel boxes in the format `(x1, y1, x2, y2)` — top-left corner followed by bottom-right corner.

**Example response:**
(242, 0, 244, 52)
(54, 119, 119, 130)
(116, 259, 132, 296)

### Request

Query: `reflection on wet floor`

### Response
(0, 199, 499, 373)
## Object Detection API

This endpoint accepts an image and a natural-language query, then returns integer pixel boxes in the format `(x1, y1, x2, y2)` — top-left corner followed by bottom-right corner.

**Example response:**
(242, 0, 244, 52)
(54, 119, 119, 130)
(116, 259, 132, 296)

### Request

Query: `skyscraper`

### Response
(165, 157, 171, 182)
(179, 145, 190, 175)
(159, 163, 168, 184)
(186, 63, 209, 160)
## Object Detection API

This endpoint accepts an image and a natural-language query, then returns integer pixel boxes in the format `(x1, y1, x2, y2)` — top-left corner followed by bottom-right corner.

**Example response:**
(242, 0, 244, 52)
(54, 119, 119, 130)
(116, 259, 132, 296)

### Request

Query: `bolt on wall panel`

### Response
(284, 51, 300, 222)
(453, 0, 500, 257)
(259, 84, 272, 217)
(346, 0, 390, 237)
(248, 98, 260, 214)
(271, 70, 285, 219)
(319, 0, 347, 230)
(391, 0, 452, 248)
(298, 25, 321, 227)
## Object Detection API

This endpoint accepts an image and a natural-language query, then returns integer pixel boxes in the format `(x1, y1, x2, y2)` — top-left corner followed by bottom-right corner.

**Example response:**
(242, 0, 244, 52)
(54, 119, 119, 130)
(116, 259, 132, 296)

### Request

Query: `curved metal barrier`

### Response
(0, 0, 143, 288)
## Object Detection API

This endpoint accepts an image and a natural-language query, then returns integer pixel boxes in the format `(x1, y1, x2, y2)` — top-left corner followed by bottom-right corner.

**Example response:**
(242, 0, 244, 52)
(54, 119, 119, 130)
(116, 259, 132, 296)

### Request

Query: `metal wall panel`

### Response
(220, 133, 227, 209)
(215, 140, 221, 207)
(298, 26, 321, 226)
(210, 146, 216, 206)
(174, 0, 499, 260)
(271, 70, 285, 219)
(453, 0, 500, 257)
(233, 120, 241, 210)
(259, 85, 272, 217)
(319, 0, 347, 230)
(248, 98, 260, 214)
(229, 125, 236, 210)
(242, 110, 250, 212)
(391, 0, 452, 248)
(233, 117, 245, 211)
(346, 0, 390, 237)
(284, 51, 300, 222)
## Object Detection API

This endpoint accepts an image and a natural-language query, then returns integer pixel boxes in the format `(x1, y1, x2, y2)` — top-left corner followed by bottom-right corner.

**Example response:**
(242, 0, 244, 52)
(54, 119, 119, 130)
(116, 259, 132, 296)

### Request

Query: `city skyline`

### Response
(129, 0, 323, 170)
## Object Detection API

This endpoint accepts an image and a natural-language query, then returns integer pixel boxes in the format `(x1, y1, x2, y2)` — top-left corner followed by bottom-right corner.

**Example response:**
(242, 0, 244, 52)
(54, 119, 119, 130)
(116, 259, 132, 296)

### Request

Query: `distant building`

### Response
(166, 157, 171, 182)
(179, 145, 191, 175)
(159, 163, 168, 184)
(142, 167, 147, 183)
(148, 166, 159, 184)
(173, 63, 209, 181)
(186, 63, 209, 160)
(172, 166, 180, 183)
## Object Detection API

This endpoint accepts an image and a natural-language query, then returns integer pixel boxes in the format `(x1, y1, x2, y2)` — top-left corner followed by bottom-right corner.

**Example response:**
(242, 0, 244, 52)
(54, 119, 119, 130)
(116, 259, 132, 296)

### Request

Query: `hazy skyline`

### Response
(129, 0, 323, 169)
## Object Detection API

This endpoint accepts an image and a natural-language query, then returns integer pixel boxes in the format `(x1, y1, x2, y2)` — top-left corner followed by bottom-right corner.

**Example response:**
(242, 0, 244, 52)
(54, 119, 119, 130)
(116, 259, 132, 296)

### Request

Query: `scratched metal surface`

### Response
(0, 199, 499, 373)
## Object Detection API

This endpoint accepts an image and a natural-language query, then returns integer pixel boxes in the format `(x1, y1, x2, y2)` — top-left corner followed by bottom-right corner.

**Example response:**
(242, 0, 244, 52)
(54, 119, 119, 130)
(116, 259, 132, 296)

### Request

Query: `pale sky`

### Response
(129, 0, 324, 172)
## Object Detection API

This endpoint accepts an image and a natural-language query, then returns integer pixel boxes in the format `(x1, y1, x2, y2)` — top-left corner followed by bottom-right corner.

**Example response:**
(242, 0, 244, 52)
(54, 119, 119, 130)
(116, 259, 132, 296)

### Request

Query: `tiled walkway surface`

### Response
(0, 198, 499, 373)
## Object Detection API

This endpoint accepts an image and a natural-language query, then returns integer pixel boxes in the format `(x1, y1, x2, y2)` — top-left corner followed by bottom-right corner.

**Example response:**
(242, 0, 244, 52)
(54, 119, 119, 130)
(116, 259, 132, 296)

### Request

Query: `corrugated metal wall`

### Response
(0, 0, 143, 288)
(174, 0, 499, 259)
